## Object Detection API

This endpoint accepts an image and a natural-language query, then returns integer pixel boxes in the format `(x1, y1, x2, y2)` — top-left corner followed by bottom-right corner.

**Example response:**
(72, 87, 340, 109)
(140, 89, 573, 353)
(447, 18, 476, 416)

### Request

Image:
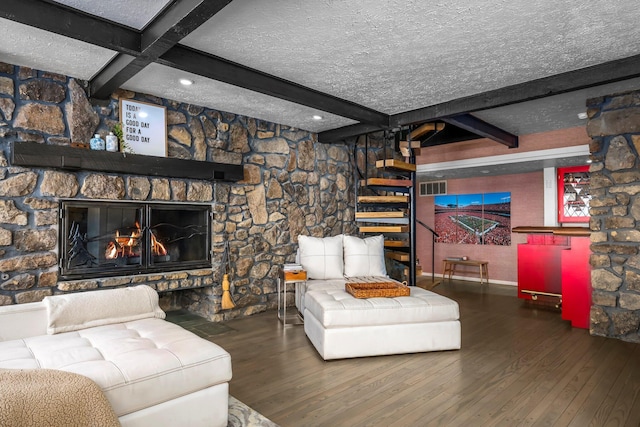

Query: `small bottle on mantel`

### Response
(106, 132, 118, 152)
(90, 133, 105, 150)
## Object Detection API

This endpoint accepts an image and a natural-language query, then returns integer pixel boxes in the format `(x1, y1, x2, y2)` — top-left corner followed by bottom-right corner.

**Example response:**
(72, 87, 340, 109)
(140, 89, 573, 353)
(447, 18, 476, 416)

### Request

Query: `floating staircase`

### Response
(356, 130, 442, 288)
(356, 137, 418, 285)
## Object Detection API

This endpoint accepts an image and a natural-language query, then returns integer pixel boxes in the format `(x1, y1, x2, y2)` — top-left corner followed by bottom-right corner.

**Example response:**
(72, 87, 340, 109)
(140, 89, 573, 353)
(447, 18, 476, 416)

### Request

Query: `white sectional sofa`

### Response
(296, 234, 461, 360)
(0, 285, 232, 427)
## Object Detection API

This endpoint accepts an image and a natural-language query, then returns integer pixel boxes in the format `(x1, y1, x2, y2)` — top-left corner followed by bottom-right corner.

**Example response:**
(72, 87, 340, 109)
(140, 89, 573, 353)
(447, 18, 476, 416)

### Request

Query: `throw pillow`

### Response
(44, 285, 165, 334)
(343, 234, 387, 277)
(298, 234, 344, 280)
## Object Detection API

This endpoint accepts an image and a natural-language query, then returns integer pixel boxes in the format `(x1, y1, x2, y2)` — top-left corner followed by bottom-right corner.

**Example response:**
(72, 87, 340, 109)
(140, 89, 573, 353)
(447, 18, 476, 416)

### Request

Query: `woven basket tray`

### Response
(345, 280, 410, 298)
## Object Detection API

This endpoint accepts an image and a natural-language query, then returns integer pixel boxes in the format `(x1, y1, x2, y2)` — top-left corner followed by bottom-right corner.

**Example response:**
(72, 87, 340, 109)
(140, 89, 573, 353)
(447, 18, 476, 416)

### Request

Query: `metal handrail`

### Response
(416, 218, 439, 284)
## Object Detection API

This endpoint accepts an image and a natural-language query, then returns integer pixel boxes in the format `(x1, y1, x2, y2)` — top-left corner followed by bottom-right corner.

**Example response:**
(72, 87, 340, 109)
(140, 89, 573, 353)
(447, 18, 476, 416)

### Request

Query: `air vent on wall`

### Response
(419, 180, 447, 196)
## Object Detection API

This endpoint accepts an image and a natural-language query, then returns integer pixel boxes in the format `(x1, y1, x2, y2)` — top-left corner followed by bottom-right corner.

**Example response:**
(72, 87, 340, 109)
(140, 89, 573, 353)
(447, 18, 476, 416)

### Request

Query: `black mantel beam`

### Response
(90, 0, 233, 99)
(11, 142, 244, 182)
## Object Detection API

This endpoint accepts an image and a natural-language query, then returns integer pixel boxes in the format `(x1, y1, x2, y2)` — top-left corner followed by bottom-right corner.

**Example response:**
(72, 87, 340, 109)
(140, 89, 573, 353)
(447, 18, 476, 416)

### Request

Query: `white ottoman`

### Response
(304, 286, 461, 360)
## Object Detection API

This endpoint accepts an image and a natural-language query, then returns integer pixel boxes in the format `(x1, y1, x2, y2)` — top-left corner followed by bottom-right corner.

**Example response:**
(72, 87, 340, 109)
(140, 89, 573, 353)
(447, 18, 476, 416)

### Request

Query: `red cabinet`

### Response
(517, 234, 569, 301)
(561, 236, 591, 328)
(514, 227, 591, 329)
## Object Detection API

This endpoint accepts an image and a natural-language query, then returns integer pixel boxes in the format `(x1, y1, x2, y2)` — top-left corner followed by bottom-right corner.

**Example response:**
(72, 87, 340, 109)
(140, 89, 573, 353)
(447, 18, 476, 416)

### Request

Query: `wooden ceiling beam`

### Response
(391, 53, 640, 128)
(420, 126, 483, 147)
(441, 114, 518, 148)
(0, 0, 139, 54)
(320, 54, 640, 143)
(158, 45, 390, 126)
(90, 0, 233, 99)
(317, 122, 389, 143)
(0, 0, 389, 127)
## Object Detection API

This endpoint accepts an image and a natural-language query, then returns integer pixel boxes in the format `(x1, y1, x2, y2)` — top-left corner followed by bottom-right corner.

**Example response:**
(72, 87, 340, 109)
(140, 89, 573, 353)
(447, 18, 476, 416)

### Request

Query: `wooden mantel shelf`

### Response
(512, 226, 591, 237)
(11, 142, 244, 182)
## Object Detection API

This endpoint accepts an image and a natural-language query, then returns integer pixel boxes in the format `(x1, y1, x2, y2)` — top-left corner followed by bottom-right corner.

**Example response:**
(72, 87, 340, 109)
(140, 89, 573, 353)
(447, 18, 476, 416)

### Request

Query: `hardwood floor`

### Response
(173, 281, 640, 427)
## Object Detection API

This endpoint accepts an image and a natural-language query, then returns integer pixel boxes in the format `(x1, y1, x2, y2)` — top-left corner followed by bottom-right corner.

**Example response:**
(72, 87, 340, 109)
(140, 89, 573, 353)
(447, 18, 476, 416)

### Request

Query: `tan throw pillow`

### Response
(44, 285, 165, 334)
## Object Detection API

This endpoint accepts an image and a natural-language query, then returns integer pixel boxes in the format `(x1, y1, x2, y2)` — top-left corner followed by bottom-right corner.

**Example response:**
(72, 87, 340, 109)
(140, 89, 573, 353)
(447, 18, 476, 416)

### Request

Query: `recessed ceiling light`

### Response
(577, 112, 588, 120)
(480, 170, 490, 174)
(312, 115, 323, 120)
(434, 174, 444, 178)
(179, 78, 193, 86)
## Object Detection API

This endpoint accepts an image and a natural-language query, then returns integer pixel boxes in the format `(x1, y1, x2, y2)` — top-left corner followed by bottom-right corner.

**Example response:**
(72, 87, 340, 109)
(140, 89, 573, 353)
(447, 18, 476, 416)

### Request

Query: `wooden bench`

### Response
(442, 259, 489, 285)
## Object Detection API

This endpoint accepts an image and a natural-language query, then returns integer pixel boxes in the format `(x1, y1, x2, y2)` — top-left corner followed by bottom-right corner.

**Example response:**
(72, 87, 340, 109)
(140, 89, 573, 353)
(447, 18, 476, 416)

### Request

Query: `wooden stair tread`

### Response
(399, 140, 421, 157)
(399, 140, 421, 149)
(359, 225, 409, 233)
(386, 251, 410, 262)
(375, 159, 417, 172)
(400, 147, 421, 157)
(410, 122, 445, 140)
(360, 178, 413, 187)
(356, 217, 408, 224)
(384, 240, 409, 248)
(356, 211, 405, 219)
(358, 195, 408, 203)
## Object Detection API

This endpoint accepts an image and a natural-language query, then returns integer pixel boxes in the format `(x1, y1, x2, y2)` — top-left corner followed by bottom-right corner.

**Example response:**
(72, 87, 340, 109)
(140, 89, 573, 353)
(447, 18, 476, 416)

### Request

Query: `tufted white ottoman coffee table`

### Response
(303, 285, 461, 360)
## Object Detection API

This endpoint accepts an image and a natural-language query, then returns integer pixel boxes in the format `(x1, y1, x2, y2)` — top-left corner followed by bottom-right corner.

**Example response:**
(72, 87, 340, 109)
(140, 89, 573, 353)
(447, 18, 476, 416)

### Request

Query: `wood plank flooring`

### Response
(172, 280, 640, 427)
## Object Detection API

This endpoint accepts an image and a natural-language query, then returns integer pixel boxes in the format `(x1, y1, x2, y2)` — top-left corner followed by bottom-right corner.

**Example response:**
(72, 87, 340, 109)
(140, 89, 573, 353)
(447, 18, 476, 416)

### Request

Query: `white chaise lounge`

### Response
(0, 285, 232, 427)
(296, 234, 461, 360)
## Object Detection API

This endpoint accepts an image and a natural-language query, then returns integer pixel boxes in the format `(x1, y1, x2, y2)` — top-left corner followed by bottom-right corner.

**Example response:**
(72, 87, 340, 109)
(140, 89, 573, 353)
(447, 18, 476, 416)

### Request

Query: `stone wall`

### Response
(587, 89, 640, 342)
(0, 62, 360, 320)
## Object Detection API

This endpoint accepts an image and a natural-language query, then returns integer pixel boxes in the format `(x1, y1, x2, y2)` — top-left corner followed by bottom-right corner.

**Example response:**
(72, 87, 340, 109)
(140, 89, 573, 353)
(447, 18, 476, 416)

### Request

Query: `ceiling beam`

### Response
(320, 53, 640, 143)
(91, 0, 233, 99)
(392, 53, 640, 127)
(158, 45, 390, 126)
(441, 114, 518, 148)
(0, 0, 388, 127)
(420, 126, 483, 147)
(0, 0, 139, 55)
(317, 123, 388, 144)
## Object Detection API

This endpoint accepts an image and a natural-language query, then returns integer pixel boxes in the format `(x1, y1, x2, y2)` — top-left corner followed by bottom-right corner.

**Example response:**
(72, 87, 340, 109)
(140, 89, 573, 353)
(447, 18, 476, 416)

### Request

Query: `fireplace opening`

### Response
(59, 200, 212, 279)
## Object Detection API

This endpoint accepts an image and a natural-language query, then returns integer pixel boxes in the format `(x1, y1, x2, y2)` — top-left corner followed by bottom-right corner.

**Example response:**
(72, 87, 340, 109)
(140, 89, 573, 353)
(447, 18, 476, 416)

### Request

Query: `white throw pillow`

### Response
(343, 234, 387, 277)
(298, 234, 344, 280)
(44, 285, 165, 334)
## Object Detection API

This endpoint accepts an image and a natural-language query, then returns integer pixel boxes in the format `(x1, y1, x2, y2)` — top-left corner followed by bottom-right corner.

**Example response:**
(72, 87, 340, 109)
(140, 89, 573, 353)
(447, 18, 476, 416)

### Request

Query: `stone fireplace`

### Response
(59, 200, 211, 280)
(0, 62, 360, 322)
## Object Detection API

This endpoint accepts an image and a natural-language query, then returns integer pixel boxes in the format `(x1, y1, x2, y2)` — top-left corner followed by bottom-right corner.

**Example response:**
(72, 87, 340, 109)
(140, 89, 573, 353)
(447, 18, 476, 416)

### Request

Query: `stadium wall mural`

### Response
(434, 192, 511, 245)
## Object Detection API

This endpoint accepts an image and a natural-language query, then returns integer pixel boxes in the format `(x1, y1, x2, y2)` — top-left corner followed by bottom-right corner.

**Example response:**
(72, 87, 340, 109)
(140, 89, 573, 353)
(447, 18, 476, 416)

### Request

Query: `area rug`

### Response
(228, 396, 279, 427)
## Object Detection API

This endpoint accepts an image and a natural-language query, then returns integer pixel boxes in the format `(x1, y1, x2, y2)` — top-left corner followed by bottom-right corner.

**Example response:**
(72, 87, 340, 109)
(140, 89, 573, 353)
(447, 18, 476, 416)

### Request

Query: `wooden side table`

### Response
(442, 259, 489, 285)
(277, 268, 306, 325)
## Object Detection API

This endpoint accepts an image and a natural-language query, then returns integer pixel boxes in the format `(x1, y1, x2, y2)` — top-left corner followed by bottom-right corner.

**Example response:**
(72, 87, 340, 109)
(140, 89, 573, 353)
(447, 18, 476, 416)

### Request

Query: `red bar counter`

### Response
(513, 226, 591, 329)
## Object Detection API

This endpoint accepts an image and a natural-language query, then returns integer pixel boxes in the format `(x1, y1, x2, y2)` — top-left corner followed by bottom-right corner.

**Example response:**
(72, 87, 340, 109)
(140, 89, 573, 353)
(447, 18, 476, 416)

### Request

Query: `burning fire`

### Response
(105, 221, 167, 260)
(151, 233, 168, 256)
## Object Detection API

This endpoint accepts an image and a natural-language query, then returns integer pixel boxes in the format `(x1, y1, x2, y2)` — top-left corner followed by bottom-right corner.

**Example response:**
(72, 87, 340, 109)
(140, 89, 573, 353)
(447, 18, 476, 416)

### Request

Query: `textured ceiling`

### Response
(0, 0, 639, 143)
(182, 0, 640, 116)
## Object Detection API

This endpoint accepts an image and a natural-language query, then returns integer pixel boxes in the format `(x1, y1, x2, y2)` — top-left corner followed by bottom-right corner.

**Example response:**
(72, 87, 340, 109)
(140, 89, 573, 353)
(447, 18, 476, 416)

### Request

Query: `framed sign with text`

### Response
(119, 99, 167, 157)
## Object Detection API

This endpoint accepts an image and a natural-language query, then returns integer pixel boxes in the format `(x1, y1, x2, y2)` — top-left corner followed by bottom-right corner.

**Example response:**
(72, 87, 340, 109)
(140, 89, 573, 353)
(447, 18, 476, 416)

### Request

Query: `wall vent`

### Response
(419, 180, 447, 196)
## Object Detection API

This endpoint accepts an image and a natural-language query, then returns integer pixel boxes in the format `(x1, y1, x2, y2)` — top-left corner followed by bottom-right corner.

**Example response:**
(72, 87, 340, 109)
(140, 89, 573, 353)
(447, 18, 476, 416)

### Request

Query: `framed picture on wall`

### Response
(119, 99, 167, 157)
(434, 192, 511, 246)
(558, 165, 590, 223)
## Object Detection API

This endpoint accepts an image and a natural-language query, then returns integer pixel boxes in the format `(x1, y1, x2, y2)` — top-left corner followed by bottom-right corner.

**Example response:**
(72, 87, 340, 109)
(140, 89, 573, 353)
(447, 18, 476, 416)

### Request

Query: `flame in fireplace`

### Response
(105, 221, 167, 259)
(151, 233, 167, 256)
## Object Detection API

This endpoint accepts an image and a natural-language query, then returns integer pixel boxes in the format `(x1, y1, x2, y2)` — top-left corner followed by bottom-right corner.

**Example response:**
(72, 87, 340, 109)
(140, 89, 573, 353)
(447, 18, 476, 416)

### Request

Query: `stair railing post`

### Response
(409, 128, 416, 287)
